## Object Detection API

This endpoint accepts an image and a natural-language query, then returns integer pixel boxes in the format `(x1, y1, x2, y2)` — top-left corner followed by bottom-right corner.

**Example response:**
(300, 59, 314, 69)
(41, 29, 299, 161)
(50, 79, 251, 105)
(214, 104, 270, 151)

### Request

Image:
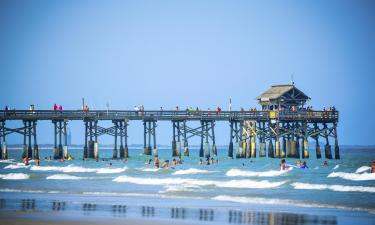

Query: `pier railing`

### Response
(0, 110, 338, 122)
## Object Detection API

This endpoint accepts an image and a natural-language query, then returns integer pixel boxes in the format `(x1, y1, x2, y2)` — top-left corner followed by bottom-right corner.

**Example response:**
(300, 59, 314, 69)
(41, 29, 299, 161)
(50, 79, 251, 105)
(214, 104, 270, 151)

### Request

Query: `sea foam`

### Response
(4, 163, 30, 169)
(0, 173, 30, 180)
(291, 182, 375, 193)
(46, 174, 85, 180)
(113, 176, 286, 189)
(226, 169, 288, 177)
(356, 166, 371, 173)
(327, 172, 375, 181)
(31, 165, 126, 174)
(172, 168, 213, 175)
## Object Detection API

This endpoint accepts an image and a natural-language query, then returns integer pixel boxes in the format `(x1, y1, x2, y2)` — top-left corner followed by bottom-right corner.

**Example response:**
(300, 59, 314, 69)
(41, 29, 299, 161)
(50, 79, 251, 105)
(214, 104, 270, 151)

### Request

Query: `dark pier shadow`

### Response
(171, 207, 186, 220)
(0, 199, 5, 209)
(82, 203, 96, 215)
(141, 206, 155, 217)
(228, 210, 337, 225)
(112, 205, 127, 217)
(199, 208, 214, 222)
(51, 201, 66, 211)
(21, 199, 36, 212)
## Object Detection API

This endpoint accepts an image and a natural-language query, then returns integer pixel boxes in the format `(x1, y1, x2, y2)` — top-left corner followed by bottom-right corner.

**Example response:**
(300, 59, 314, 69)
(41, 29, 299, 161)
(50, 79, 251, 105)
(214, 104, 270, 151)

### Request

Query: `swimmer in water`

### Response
(154, 157, 160, 168)
(161, 160, 169, 168)
(280, 159, 289, 171)
(198, 158, 203, 166)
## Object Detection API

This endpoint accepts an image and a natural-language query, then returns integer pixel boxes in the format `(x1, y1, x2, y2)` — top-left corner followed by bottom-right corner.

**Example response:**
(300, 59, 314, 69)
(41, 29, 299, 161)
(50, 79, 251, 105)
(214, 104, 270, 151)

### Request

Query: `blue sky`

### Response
(0, 0, 374, 145)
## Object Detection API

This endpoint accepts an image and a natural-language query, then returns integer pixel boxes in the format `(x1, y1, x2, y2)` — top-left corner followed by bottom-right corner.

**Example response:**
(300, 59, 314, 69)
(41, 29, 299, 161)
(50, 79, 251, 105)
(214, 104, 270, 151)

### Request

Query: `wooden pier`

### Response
(0, 84, 340, 160)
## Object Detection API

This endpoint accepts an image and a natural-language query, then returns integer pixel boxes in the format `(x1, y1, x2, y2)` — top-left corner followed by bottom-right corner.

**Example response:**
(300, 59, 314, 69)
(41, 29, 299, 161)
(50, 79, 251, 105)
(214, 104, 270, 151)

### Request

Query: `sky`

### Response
(0, 0, 374, 146)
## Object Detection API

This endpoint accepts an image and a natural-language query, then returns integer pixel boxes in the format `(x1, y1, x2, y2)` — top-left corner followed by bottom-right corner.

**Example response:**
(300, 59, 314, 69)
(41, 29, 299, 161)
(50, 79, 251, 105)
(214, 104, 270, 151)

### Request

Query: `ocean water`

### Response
(0, 147, 374, 225)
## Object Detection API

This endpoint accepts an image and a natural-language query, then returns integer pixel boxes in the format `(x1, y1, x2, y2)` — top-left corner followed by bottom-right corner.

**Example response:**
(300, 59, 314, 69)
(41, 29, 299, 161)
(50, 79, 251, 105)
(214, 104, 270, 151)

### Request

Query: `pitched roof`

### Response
(257, 84, 309, 101)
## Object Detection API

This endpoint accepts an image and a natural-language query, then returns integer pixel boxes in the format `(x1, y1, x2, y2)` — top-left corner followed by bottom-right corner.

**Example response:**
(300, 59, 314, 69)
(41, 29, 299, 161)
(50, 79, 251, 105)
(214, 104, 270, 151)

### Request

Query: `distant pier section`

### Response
(0, 84, 339, 160)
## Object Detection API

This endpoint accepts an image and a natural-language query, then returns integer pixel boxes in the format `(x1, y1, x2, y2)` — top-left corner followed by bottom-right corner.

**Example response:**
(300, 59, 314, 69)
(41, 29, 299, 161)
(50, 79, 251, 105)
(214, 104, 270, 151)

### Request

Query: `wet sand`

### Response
(0, 213, 195, 225)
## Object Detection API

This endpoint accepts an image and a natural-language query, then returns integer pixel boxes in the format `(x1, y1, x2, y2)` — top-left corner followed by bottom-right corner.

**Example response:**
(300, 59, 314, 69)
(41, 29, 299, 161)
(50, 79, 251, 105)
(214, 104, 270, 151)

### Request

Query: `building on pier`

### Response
(257, 84, 310, 111)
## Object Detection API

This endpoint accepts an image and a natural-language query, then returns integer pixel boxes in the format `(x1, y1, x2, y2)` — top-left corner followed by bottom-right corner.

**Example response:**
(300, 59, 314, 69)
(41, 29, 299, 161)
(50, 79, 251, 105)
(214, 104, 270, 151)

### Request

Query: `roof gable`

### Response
(257, 85, 310, 101)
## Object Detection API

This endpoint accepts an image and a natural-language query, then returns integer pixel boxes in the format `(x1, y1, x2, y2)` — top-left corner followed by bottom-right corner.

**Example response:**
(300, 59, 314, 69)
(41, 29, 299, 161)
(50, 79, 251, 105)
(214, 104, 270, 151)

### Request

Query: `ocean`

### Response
(0, 146, 374, 225)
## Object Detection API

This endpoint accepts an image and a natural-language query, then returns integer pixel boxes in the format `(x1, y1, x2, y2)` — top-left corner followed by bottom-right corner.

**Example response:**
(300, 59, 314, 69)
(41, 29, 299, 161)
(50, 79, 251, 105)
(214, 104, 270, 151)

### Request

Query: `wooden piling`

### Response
(183, 121, 189, 156)
(333, 122, 340, 159)
(113, 121, 118, 159)
(228, 121, 234, 158)
(281, 136, 286, 158)
(33, 121, 39, 160)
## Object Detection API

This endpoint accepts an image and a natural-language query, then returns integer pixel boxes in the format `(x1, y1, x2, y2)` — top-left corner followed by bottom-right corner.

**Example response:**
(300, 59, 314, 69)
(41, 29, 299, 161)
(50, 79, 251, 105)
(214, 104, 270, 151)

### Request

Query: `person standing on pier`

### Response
(53, 103, 57, 111)
(58, 105, 62, 112)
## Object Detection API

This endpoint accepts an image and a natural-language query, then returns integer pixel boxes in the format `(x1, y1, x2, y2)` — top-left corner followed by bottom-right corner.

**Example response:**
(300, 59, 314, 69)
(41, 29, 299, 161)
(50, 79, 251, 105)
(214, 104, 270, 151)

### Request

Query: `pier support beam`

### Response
(251, 128, 256, 158)
(33, 121, 39, 160)
(268, 122, 275, 158)
(204, 121, 210, 158)
(228, 121, 233, 158)
(63, 120, 68, 159)
(27, 121, 32, 159)
(83, 121, 88, 158)
(281, 136, 286, 158)
(117, 120, 129, 159)
(211, 121, 217, 157)
(314, 123, 321, 159)
(172, 121, 177, 157)
(0, 121, 6, 159)
(144, 120, 157, 156)
(259, 122, 266, 157)
(113, 121, 118, 159)
(333, 122, 340, 159)
(183, 121, 189, 156)
(22, 121, 27, 159)
(302, 122, 309, 159)
(323, 123, 332, 159)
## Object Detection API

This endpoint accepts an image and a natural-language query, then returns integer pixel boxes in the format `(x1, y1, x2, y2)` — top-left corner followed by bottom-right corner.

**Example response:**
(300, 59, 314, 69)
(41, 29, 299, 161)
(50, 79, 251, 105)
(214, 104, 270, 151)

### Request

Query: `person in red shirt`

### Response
(53, 104, 57, 111)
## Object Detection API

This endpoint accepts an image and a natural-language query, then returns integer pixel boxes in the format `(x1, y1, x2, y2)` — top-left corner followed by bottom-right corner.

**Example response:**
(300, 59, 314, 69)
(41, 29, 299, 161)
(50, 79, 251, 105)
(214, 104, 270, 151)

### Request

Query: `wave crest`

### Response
(172, 168, 213, 175)
(31, 165, 126, 174)
(113, 176, 286, 189)
(356, 166, 371, 173)
(0, 173, 30, 180)
(226, 169, 288, 177)
(46, 174, 85, 180)
(327, 172, 375, 181)
(291, 182, 375, 193)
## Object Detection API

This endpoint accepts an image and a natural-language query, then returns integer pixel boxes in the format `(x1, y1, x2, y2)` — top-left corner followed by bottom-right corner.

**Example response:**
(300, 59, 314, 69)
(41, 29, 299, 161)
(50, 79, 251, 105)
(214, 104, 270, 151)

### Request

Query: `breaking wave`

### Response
(172, 168, 214, 175)
(140, 168, 161, 172)
(30, 165, 126, 174)
(95, 167, 127, 174)
(0, 173, 30, 180)
(291, 182, 375, 193)
(356, 166, 371, 173)
(0, 159, 15, 164)
(46, 174, 85, 180)
(4, 163, 30, 169)
(327, 172, 375, 181)
(226, 169, 288, 177)
(113, 176, 286, 189)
